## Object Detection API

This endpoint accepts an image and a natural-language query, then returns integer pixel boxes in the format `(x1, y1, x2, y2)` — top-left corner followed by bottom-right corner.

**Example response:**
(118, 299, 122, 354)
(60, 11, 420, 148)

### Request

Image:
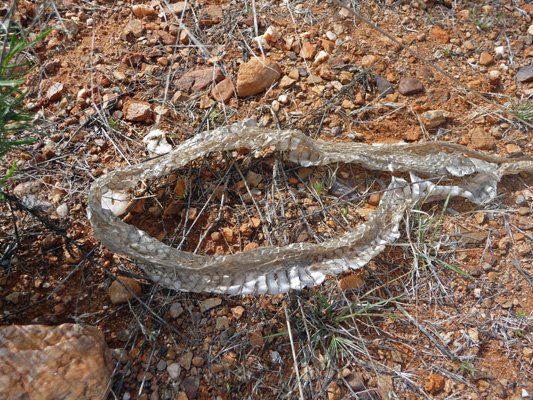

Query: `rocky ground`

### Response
(1, 0, 533, 399)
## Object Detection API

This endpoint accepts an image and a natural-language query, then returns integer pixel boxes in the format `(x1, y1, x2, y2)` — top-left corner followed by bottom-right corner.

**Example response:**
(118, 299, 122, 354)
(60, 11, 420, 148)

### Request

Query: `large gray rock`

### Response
(0, 324, 112, 400)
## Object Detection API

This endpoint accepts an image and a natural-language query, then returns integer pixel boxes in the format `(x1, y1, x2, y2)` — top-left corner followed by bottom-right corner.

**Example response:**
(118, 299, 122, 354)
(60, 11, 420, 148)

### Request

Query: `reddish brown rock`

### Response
(469, 128, 496, 150)
(318, 64, 336, 80)
(47, 82, 64, 101)
(211, 78, 235, 103)
(479, 51, 494, 66)
(175, 68, 224, 92)
(398, 77, 424, 95)
(236, 57, 281, 97)
(430, 26, 449, 44)
(300, 42, 317, 59)
(123, 19, 145, 41)
(131, 4, 155, 18)
(321, 39, 335, 53)
(340, 274, 364, 290)
(361, 54, 377, 68)
(424, 374, 445, 395)
(0, 324, 112, 400)
(124, 100, 153, 122)
(108, 277, 142, 305)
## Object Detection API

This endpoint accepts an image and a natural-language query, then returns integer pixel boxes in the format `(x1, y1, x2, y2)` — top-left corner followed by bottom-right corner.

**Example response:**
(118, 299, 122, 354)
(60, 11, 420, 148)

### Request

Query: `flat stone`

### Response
(518, 216, 533, 230)
(181, 376, 200, 399)
(516, 66, 533, 83)
(108, 277, 142, 305)
(339, 275, 364, 290)
(427, 88, 450, 102)
(0, 324, 112, 400)
(124, 101, 153, 122)
(421, 110, 448, 128)
(215, 316, 229, 331)
(211, 78, 235, 103)
(175, 68, 224, 92)
(47, 82, 64, 101)
(376, 76, 394, 95)
(279, 75, 296, 89)
(200, 297, 222, 312)
(469, 128, 496, 150)
(167, 363, 180, 379)
(398, 77, 424, 95)
(237, 57, 281, 97)
(172, 90, 189, 104)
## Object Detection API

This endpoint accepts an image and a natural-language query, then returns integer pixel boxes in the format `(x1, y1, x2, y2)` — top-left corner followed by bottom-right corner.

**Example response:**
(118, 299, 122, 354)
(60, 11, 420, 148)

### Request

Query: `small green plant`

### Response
(516, 308, 529, 320)
(470, 7, 501, 31)
(313, 180, 324, 196)
(444, 48, 450, 56)
(410, 193, 474, 278)
(209, 108, 221, 121)
(509, 100, 533, 122)
(342, 207, 349, 217)
(0, 20, 51, 191)
(457, 359, 477, 378)
(108, 116, 118, 128)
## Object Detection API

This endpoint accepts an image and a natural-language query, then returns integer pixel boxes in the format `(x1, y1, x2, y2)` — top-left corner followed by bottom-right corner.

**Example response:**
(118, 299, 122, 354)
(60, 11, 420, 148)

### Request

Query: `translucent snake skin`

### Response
(87, 120, 533, 295)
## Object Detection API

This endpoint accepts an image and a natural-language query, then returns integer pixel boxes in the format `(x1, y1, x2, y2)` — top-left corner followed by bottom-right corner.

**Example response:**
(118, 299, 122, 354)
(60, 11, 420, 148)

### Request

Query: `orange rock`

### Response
(108, 277, 142, 305)
(424, 374, 445, 394)
(243, 242, 259, 251)
(211, 78, 235, 103)
(222, 227, 233, 243)
(340, 274, 364, 290)
(300, 42, 317, 59)
(430, 26, 449, 44)
(174, 179, 187, 198)
(469, 128, 495, 150)
(478, 51, 494, 65)
(236, 57, 281, 97)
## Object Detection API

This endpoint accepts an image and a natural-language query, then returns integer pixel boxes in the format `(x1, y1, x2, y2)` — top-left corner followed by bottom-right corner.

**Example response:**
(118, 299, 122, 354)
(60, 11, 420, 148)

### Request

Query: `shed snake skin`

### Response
(87, 120, 533, 294)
